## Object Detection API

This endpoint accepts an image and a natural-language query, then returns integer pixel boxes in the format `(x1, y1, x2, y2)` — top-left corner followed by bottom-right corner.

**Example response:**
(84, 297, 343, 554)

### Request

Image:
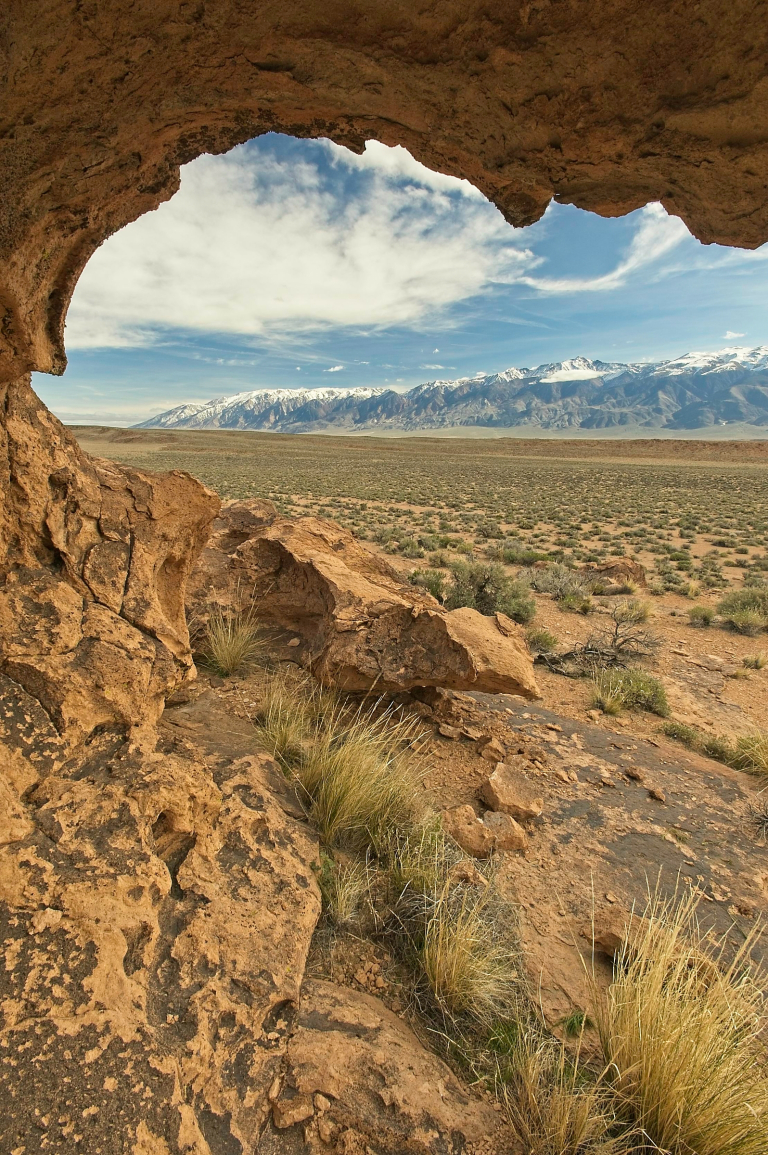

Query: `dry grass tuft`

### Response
(591, 668, 669, 717)
(255, 673, 425, 853)
(316, 852, 370, 928)
(198, 605, 266, 676)
(500, 1032, 631, 1155)
(592, 890, 768, 1155)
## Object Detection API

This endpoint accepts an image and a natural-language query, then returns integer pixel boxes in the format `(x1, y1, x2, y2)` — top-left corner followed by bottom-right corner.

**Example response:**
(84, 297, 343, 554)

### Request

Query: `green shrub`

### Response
(526, 627, 559, 654)
(591, 668, 670, 717)
(688, 604, 714, 628)
(410, 568, 447, 602)
(661, 720, 701, 748)
(446, 561, 535, 624)
(559, 592, 594, 615)
(718, 588, 768, 634)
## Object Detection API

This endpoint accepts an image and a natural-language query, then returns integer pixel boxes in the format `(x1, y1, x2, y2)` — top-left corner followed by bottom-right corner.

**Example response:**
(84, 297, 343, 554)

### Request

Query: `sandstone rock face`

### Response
(3, 2, 768, 382)
(188, 500, 540, 698)
(0, 376, 219, 757)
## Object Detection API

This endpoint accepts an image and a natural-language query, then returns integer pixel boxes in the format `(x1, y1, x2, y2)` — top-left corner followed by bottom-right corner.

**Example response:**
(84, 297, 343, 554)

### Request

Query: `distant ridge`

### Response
(135, 347, 768, 434)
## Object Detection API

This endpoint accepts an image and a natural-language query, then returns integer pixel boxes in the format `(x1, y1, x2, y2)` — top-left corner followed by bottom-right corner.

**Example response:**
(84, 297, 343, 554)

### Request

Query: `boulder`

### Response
(581, 557, 647, 588)
(478, 736, 506, 762)
(187, 500, 540, 699)
(483, 810, 528, 852)
(481, 763, 544, 822)
(275, 980, 505, 1154)
(442, 804, 495, 859)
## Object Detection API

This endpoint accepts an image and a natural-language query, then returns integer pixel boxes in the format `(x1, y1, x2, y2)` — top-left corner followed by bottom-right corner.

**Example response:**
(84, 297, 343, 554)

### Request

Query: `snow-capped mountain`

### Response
(136, 387, 386, 430)
(136, 347, 768, 433)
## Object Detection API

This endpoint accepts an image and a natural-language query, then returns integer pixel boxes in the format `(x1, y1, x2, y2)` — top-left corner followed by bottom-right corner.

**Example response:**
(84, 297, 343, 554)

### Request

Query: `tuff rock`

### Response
(187, 499, 540, 698)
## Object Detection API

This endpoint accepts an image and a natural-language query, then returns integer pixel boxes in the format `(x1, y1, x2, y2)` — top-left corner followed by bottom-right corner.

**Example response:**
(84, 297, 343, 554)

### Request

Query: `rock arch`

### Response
(2, 6, 768, 1151)
(2, 0, 768, 381)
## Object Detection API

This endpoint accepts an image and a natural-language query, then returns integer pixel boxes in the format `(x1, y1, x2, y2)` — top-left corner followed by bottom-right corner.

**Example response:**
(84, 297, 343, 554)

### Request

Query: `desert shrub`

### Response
(559, 592, 594, 615)
(701, 734, 738, 764)
(591, 668, 669, 717)
(531, 563, 590, 601)
(688, 604, 714, 627)
(446, 561, 535, 624)
(743, 653, 767, 669)
(410, 568, 447, 602)
(661, 720, 700, 748)
(612, 598, 651, 625)
(718, 588, 768, 633)
(198, 604, 266, 676)
(489, 541, 550, 566)
(526, 627, 559, 654)
(593, 891, 768, 1155)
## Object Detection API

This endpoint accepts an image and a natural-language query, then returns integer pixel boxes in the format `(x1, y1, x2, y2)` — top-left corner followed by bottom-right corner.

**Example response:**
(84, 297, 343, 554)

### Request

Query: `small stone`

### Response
(648, 786, 666, 802)
(545, 723, 563, 733)
(586, 709, 601, 722)
(478, 736, 505, 762)
(287, 637, 301, 647)
(314, 1094, 331, 1113)
(438, 723, 462, 740)
(318, 1118, 336, 1144)
(442, 804, 495, 858)
(273, 1094, 315, 1129)
(480, 764, 544, 821)
(625, 767, 645, 783)
(482, 810, 527, 851)
(554, 768, 570, 784)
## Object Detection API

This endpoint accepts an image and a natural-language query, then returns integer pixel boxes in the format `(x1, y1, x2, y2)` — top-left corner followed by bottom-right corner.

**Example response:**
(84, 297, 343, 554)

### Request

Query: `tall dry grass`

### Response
(592, 891, 768, 1155)
(199, 604, 266, 676)
(254, 670, 425, 853)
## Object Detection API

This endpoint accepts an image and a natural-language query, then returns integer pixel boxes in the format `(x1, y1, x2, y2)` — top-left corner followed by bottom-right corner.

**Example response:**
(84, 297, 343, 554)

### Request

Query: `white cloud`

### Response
(724, 330, 746, 339)
(522, 203, 690, 293)
(324, 365, 344, 372)
(65, 141, 534, 349)
(421, 363, 445, 369)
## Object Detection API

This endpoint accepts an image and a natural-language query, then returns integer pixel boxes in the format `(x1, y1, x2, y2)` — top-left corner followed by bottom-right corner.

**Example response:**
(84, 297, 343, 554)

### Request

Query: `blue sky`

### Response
(34, 132, 768, 425)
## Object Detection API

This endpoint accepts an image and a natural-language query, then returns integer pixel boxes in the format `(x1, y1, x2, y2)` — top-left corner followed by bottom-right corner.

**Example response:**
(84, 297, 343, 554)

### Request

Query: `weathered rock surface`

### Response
(272, 979, 506, 1154)
(4, 2, 768, 382)
(188, 500, 540, 698)
(480, 763, 544, 822)
(442, 803, 495, 859)
(0, 743, 322, 1153)
(482, 810, 528, 852)
(0, 377, 219, 757)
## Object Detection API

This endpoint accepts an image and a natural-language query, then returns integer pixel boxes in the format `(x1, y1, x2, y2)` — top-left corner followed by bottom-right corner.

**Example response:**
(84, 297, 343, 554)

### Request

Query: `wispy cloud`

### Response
(65, 140, 535, 349)
(324, 365, 344, 372)
(724, 330, 746, 339)
(521, 203, 690, 293)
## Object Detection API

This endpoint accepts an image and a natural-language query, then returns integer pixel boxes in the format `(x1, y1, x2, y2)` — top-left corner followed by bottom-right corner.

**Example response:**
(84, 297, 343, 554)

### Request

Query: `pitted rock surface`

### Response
(0, 377, 219, 754)
(0, 741, 322, 1154)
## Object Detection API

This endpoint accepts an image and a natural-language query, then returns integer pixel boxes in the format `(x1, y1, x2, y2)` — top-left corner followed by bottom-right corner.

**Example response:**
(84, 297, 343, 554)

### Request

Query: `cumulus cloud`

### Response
(65, 140, 533, 349)
(724, 330, 746, 339)
(521, 203, 691, 293)
(324, 365, 344, 372)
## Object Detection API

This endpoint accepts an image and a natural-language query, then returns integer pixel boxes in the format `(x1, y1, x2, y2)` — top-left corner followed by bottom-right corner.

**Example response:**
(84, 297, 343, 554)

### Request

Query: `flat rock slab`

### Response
(468, 690, 768, 1024)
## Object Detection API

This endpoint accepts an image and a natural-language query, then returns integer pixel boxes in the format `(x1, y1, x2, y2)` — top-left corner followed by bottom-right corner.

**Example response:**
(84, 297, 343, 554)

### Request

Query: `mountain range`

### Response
(135, 346, 768, 434)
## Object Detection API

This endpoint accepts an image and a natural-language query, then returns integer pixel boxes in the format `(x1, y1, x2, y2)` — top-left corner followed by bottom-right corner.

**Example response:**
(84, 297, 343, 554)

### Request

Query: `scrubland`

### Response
(81, 426, 768, 1153)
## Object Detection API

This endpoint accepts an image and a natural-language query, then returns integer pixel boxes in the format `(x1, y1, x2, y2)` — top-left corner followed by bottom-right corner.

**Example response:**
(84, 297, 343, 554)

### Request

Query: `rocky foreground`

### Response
(2, 380, 767, 1153)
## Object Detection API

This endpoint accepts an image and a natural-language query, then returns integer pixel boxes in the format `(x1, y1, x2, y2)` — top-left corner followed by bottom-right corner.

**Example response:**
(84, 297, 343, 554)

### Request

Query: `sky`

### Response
(33, 132, 768, 425)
